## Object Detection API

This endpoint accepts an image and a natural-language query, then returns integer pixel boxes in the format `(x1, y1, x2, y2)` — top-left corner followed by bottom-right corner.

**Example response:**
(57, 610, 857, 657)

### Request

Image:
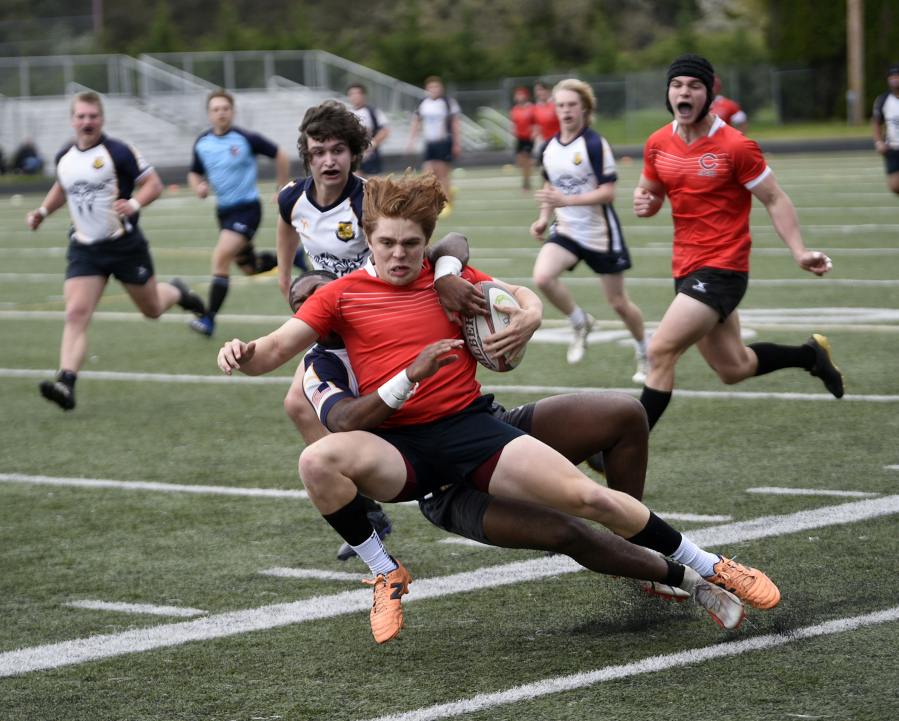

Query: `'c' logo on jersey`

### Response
(698, 153, 718, 177)
(336, 222, 355, 241)
(93, 157, 104, 169)
(573, 152, 583, 165)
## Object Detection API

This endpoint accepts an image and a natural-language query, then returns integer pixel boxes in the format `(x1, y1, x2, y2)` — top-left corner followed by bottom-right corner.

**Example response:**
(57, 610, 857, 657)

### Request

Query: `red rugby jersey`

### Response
(533, 101, 560, 140)
(295, 260, 494, 427)
(710, 96, 746, 126)
(642, 117, 770, 277)
(510, 103, 536, 141)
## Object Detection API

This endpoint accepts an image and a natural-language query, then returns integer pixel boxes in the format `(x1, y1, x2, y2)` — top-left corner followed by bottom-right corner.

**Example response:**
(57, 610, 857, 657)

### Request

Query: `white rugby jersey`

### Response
(873, 92, 899, 148)
(352, 105, 390, 136)
(414, 96, 460, 143)
(539, 128, 623, 254)
(278, 174, 369, 276)
(55, 136, 153, 244)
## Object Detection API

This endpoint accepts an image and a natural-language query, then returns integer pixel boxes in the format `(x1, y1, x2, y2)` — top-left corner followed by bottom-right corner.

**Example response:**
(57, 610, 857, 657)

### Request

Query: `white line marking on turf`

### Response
(64, 601, 208, 617)
(259, 568, 372, 581)
(357, 607, 899, 721)
(746, 487, 879, 498)
(3, 495, 899, 677)
(886, 465, 899, 470)
(438, 538, 493, 548)
(3, 369, 897, 402)
(0, 474, 308, 499)
(655, 512, 734, 522)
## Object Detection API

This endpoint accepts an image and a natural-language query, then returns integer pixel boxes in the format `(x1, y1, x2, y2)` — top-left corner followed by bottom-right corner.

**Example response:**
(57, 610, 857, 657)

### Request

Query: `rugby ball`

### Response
(463, 281, 527, 372)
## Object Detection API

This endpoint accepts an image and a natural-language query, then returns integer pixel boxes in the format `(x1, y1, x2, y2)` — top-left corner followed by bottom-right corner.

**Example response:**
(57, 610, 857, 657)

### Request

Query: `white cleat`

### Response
(640, 580, 690, 601)
(681, 567, 745, 630)
(632, 352, 649, 384)
(567, 314, 595, 365)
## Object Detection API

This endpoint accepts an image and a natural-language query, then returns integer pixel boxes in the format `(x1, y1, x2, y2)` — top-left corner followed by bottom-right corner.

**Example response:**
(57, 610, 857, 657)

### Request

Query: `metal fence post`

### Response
(224, 53, 235, 89)
(264, 52, 275, 88)
(771, 68, 782, 124)
(64, 57, 74, 94)
(625, 74, 635, 139)
(19, 59, 29, 98)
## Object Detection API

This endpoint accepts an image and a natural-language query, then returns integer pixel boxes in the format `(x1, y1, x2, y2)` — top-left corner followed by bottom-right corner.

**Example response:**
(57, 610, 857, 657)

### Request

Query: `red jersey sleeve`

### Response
(293, 274, 348, 338)
(729, 133, 768, 187)
(641, 129, 665, 183)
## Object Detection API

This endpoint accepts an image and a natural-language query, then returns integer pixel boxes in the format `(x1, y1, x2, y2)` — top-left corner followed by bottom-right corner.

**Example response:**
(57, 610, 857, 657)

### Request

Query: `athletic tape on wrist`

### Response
(127, 198, 142, 213)
(377, 370, 416, 409)
(37, 207, 49, 218)
(434, 255, 463, 281)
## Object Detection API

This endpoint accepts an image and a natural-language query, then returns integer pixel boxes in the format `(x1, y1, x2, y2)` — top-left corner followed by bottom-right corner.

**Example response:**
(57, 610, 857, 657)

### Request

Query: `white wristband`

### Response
(434, 255, 463, 281)
(37, 206, 49, 218)
(377, 370, 416, 409)
(127, 198, 142, 213)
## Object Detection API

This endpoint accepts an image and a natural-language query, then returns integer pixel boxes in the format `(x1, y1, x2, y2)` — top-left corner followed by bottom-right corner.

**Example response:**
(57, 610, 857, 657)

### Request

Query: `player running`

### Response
(710, 74, 748, 133)
(219, 173, 780, 644)
(187, 88, 291, 337)
(531, 79, 649, 379)
(509, 87, 536, 190)
(275, 101, 484, 559)
(26, 91, 205, 411)
(533, 80, 560, 144)
(872, 63, 899, 197)
(347, 83, 390, 178)
(633, 54, 843, 430)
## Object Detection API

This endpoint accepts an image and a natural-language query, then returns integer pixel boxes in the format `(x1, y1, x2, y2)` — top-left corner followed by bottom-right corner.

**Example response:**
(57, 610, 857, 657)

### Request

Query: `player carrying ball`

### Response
(218, 173, 781, 644)
(634, 54, 845, 430)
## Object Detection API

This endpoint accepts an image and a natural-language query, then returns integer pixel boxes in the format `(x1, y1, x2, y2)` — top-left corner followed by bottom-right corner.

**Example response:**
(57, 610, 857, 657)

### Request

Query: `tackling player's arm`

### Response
(323, 339, 465, 432)
(482, 280, 543, 360)
(634, 175, 666, 217)
(428, 232, 489, 319)
(218, 318, 319, 376)
(26, 182, 67, 230)
(277, 215, 301, 301)
(749, 172, 831, 276)
(113, 169, 163, 218)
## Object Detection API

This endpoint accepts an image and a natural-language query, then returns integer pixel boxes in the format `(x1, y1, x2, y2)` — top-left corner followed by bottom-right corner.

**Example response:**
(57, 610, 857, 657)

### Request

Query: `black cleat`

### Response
(337, 509, 393, 561)
(39, 379, 75, 410)
(806, 334, 845, 398)
(170, 277, 206, 317)
(585, 451, 606, 478)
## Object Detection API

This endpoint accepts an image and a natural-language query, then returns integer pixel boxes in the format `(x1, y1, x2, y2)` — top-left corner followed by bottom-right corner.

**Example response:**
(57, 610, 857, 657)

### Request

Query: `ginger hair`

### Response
(362, 172, 447, 243)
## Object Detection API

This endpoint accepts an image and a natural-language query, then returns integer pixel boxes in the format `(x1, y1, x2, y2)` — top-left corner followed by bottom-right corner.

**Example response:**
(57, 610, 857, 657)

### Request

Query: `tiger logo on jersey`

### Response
(335, 222, 355, 241)
(573, 152, 583, 165)
(93, 157, 104, 169)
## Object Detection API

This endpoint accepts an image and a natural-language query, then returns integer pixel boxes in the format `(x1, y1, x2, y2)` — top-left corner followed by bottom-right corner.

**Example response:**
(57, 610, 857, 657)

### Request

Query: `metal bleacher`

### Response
(0, 50, 496, 172)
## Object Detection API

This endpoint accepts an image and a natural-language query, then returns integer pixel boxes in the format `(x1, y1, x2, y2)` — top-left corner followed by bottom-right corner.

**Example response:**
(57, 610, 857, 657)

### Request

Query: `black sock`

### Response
(255, 251, 277, 274)
(749, 342, 815, 376)
(663, 560, 686, 588)
(640, 386, 672, 430)
(626, 511, 682, 556)
(208, 275, 229, 319)
(58, 370, 76, 390)
(362, 496, 383, 513)
(322, 493, 376, 546)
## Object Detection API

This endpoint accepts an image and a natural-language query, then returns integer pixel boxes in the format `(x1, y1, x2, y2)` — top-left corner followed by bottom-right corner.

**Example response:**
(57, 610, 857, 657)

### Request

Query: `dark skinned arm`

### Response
(428, 232, 489, 321)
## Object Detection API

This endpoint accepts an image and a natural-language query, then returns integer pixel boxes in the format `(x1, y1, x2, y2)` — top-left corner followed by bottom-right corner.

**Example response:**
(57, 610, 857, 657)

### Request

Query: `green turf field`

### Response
(2, 152, 898, 720)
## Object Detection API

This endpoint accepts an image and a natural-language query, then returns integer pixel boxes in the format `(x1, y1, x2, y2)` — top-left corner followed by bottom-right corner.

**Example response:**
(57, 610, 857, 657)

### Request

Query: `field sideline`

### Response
(1, 152, 898, 720)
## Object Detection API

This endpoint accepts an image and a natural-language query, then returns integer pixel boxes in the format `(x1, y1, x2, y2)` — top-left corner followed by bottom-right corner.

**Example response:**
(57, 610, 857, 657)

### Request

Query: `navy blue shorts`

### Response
(374, 394, 526, 502)
(217, 199, 262, 239)
(674, 266, 748, 321)
(547, 231, 632, 274)
(885, 149, 899, 175)
(416, 400, 537, 545)
(359, 150, 383, 175)
(516, 138, 534, 155)
(65, 227, 155, 286)
(424, 140, 453, 163)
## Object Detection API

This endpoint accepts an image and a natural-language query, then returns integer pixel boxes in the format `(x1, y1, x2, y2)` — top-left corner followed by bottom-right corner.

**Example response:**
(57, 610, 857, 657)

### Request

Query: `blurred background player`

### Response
(533, 80, 560, 143)
(634, 54, 842, 430)
(531, 79, 648, 379)
(406, 76, 461, 213)
(710, 74, 748, 133)
(26, 91, 205, 411)
(872, 63, 899, 197)
(12, 138, 44, 175)
(347, 83, 390, 178)
(509, 86, 536, 190)
(187, 88, 291, 337)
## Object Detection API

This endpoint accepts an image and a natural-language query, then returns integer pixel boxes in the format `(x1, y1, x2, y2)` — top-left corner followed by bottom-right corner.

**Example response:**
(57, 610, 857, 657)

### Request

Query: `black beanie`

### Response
(889, 62, 899, 76)
(665, 53, 715, 121)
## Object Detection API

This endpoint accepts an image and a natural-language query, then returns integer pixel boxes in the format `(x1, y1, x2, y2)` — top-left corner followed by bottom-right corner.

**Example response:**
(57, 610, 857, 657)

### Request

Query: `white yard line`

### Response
(0, 474, 308, 499)
(655, 512, 734, 522)
(3, 370, 897, 401)
(746, 487, 879, 498)
(885, 465, 899, 471)
(2, 494, 898, 677)
(358, 607, 899, 721)
(64, 601, 208, 617)
(438, 538, 493, 548)
(259, 568, 372, 581)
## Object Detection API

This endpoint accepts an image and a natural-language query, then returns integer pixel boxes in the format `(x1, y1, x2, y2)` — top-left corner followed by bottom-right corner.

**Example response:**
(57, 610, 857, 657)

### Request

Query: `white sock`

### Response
(351, 531, 398, 577)
(669, 536, 719, 578)
(567, 306, 587, 328)
(635, 336, 649, 357)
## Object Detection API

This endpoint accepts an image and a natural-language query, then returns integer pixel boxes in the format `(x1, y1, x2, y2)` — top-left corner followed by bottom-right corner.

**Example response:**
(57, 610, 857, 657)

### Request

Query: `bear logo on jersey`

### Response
(93, 157, 104, 169)
(573, 152, 583, 165)
(335, 222, 356, 241)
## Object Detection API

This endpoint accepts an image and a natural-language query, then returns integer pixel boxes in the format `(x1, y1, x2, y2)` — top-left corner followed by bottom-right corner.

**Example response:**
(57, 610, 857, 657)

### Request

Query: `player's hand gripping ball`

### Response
(463, 281, 527, 372)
